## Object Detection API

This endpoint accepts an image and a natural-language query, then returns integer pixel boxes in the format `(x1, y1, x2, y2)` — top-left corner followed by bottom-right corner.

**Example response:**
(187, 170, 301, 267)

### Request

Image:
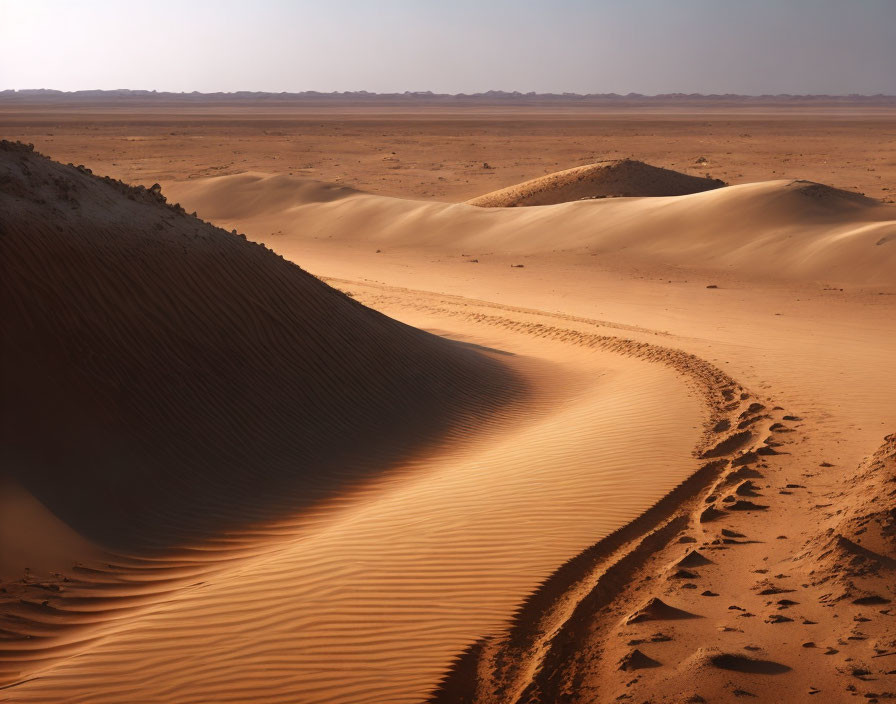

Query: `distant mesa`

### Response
(466, 159, 725, 207)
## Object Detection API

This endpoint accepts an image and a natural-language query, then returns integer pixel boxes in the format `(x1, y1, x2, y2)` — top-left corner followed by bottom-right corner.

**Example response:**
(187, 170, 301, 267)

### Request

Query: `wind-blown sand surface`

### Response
(2, 105, 895, 202)
(170, 167, 896, 285)
(2, 132, 895, 703)
(169, 167, 895, 702)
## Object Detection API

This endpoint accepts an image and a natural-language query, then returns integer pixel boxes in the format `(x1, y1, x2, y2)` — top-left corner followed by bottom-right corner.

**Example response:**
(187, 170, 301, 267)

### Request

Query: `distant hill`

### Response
(2, 89, 895, 108)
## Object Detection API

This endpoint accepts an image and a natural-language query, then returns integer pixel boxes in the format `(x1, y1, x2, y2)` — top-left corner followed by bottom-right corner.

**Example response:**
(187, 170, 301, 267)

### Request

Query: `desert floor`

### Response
(2, 105, 895, 202)
(2, 107, 895, 703)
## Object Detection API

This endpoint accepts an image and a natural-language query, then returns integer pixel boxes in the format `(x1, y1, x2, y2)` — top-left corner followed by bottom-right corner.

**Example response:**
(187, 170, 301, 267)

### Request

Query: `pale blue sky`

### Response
(2, 0, 894, 94)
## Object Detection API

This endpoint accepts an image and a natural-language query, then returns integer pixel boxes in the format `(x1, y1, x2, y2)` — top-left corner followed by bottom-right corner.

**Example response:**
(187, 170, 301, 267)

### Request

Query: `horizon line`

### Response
(3, 88, 896, 99)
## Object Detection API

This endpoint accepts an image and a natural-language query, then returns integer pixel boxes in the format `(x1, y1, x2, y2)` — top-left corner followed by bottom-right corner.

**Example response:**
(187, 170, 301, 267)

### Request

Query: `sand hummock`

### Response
(465, 159, 726, 207)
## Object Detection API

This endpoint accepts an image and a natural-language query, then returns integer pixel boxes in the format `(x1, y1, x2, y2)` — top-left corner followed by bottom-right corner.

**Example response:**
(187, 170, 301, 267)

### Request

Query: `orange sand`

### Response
(1, 127, 894, 703)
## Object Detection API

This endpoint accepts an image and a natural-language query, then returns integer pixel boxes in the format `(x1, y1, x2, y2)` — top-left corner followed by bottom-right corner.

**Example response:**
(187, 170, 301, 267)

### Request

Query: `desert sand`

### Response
(2, 103, 895, 203)
(1, 100, 895, 704)
(465, 159, 726, 206)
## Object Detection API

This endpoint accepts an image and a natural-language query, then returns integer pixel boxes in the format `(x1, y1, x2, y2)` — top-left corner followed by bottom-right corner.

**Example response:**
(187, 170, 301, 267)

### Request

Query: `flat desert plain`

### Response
(2, 104, 895, 703)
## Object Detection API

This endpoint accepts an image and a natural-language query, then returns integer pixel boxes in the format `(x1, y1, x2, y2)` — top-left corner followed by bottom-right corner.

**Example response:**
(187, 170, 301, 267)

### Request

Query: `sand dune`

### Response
(428, 407, 895, 703)
(0, 146, 731, 702)
(1, 141, 520, 552)
(3, 142, 894, 704)
(0, 148, 758, 702)
(164, 163, 893, 703)
(466, 159, 725, 206)
(5, 107, 894, 204)
(169, 168, 896, 285)
(429, 430, 896, 703)
(0, 141, 532, 690)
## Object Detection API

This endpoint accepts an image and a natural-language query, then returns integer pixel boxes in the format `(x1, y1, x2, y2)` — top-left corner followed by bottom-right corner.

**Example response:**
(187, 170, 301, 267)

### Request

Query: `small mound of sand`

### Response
(706, 652, 791, 675)
(677, 550, 713, 568)
(466, 159, 725, 207)
(627, 597, 699, 623)
(786, 179, 878, 208)
(619, 649, 662, 671)
(809, 434, 896, 579)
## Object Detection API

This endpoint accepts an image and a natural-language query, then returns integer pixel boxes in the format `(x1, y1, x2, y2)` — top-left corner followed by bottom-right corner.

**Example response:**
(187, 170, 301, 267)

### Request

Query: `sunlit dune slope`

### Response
(0, 141, 523, 554)
(0, 144, 718, 703)
(466, 159, 726, 206)
(169, 168, 896, 285)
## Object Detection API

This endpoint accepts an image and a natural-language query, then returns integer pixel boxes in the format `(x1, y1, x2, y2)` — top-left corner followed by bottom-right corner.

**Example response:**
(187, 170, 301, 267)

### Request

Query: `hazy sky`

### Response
(2, 0, 894, 94)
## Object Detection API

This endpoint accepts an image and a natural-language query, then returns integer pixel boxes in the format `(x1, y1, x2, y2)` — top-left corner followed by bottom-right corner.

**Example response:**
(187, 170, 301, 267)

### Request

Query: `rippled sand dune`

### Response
(2, 142, 895, 703)
(169, 168, 896, 285)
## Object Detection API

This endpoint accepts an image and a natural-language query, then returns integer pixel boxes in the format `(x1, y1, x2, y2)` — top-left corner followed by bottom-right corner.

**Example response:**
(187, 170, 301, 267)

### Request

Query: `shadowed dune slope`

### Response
(169, 171, 896, 285)
(465, 159, 726, 207)
(0, 141, 524, 553)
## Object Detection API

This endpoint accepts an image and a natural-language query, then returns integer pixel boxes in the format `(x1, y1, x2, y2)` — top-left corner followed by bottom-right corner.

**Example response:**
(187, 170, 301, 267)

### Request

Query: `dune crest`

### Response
(466, 159, 726, 207)
(169, 170, 896, 285)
